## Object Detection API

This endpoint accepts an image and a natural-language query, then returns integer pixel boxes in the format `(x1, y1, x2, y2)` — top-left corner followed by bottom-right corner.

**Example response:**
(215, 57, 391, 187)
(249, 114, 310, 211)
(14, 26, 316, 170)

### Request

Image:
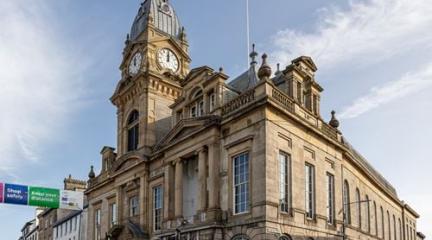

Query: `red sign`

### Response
(0, 183, 3, 203)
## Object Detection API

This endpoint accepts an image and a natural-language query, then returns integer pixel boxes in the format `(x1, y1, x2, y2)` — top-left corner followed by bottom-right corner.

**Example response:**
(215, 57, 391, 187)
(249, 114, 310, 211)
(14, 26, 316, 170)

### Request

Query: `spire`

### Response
(250, 44, 258, 67)
(258, 53, 272, 81)
(275, 63, 281, 75)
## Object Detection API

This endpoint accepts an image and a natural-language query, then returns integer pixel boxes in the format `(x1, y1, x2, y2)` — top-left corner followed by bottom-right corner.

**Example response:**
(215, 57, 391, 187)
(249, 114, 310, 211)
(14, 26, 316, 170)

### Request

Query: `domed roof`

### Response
(130, 0, 182, 41)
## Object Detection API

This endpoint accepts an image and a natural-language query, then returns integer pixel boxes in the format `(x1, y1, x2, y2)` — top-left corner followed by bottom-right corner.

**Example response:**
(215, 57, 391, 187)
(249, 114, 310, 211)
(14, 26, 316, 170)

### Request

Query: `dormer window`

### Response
(127, 110, 139, 152)
(190, 100, 204, 118)
(190, 105, 197, 118)
(189, 88, 204, 118)
(297, 82, 302, 103)
(198, 100, 204, 116)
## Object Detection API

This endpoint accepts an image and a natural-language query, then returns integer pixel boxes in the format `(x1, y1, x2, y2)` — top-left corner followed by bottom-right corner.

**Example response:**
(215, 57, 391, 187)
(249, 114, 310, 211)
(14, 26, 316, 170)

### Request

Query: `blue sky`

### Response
(1, 0, 431, 238)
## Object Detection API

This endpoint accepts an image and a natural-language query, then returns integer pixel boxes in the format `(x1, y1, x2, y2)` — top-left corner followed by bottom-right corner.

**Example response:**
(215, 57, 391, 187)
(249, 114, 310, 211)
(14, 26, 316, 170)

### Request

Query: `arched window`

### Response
(189, 89, 204, 117)
(356, 188, 361, 229)
(231, 234, 250, 240)
(343, 181, 351, 224)
(279, 235, 292, 240)
(366, 195, 370, 233)
(127, 110, 139, 152)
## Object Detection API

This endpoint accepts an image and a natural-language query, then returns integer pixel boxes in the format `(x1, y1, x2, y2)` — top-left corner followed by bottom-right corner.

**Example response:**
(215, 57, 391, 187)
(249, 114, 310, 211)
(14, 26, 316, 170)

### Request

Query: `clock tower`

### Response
(111, 0, 190, 158)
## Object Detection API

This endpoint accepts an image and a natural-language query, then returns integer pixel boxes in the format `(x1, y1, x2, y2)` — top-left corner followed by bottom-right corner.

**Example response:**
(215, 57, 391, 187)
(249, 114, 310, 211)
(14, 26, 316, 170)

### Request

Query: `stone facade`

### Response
(85, 1, 422, 240)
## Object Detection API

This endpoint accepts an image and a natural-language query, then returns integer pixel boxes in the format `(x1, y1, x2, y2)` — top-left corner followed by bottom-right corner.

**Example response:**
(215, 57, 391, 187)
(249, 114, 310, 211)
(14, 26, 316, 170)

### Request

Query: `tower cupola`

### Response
(130, 0, 182, 41)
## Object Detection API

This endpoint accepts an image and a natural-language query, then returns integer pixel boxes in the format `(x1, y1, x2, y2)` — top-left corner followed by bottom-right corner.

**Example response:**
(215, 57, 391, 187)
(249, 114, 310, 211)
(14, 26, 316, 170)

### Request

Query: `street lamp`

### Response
(338, 199, 371, 240)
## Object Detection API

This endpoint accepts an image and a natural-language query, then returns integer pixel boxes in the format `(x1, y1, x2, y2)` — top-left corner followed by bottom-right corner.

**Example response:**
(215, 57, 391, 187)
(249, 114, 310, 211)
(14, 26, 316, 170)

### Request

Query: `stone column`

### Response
(174, 160, 183, 218)
(116, 186, 123, 225)
(139, 176, 146, 226)
(198, 147, 207, 211)
(164, 164, 174, 220)
(208, 143, 220, 209)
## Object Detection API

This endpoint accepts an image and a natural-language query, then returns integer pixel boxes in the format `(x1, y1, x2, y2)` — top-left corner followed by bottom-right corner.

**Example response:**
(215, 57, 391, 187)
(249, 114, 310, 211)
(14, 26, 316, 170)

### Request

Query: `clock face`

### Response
(128, 52, 143, 76)
(158, 48, 179, 72)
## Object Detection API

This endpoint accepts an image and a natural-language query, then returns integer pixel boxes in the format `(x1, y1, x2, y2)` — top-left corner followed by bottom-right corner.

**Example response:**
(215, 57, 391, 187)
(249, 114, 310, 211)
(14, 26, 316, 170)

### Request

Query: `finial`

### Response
(249, 43, 258, 66)
(147, 11, 154, 23)
(125, 34, 130, 45)
(275, 63, 281, 75)
(88, 165, 95, 179)
(219, 67, 224, 73)
(329, 110, 340, 128)
(257, 53, 272, 81)
(180, 27, 187, 41)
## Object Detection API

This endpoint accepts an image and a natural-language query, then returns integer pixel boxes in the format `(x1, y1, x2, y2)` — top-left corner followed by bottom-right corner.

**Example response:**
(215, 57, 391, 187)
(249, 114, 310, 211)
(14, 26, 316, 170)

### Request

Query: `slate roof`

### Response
(130, 0, 182, 41)
(228, 65, 259, 92)
(343, 138, 398, 196)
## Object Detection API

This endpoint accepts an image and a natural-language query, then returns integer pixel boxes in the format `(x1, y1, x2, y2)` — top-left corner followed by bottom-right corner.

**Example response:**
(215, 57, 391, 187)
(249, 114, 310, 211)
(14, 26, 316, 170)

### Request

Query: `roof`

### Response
(228, 64, 259, 92)
(53, 210, 82, 228)
(130, 0, 182, 41)
(343, 139, 398, 196)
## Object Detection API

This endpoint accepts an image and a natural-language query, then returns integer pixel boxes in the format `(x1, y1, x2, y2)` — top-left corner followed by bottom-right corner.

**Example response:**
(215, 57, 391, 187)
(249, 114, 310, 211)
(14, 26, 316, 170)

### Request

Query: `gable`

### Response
(154, 116, 221, 151)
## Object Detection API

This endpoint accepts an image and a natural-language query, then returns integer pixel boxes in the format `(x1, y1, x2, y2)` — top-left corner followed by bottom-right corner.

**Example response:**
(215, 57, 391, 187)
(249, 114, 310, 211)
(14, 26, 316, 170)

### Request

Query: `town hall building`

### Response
(85, 1, 421, 240)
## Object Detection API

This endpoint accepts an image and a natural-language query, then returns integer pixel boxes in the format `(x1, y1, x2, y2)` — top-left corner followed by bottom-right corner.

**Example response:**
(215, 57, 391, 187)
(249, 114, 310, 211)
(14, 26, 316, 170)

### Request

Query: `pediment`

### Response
(150, 37, 191, 61)
(181, 66, 213, 87)
(112, 154, 144, 172)
(154, 116, 221, 151)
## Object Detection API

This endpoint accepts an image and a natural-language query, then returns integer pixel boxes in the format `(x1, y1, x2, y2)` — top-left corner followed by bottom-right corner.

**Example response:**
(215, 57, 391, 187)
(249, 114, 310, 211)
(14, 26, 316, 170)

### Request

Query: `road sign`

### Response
(0, 182, 83, 210)
(4, 184, 28, 205)
(29, 187, 60, 208)
(60, 190, 84, 210)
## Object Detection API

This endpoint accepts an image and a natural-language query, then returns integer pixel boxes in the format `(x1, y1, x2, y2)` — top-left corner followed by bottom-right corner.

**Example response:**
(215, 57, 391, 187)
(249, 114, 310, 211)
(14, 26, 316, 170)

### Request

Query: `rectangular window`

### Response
(129, 196, 139, 217)
(305, 163, 315, 219)
(110, 203, 117, 227)
(198, 100, 204, 116)
(233, 152, 249, 214)
(327, 173, 335, 224)
(303, 92, 308, 107)
(127, 125, 139, 151)
(279, 152, 291, 213)
(153, 186, 163, 231)
(69, 219, 72, 232)
(190, 106, 197, 118)
(94, 209, 101, 240)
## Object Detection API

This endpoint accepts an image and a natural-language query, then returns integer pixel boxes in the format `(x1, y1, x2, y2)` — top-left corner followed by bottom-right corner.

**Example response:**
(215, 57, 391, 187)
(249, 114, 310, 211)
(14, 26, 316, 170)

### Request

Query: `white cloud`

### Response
(270, 0, 432, 236)
(339, 63, 432, 119)
(271, 0, 432, 70)
(0, 1, 86, 179)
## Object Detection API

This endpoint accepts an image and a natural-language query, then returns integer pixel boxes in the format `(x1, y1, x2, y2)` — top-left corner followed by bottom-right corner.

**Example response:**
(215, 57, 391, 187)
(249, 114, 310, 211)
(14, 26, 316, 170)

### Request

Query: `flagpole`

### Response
(246, 0, 250, 67)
